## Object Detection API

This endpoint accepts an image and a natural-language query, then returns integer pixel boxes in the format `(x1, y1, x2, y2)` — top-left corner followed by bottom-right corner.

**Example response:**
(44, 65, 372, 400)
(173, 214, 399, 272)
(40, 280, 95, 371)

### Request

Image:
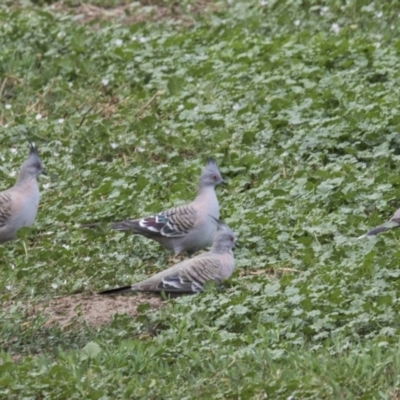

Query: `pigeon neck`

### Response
(211, 240, 233, 254)
(197, 183, 215, 197)
(15, 170, 36, 186)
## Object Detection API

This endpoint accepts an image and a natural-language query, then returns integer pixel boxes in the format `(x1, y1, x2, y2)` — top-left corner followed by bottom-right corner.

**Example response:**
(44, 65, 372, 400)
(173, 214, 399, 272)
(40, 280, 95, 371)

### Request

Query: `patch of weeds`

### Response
(1, 0, 400, 397)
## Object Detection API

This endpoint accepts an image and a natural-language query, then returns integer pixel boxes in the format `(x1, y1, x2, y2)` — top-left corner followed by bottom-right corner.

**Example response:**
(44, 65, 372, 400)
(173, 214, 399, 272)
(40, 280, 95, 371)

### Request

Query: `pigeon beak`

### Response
(221, 179, 227, 185)
(41, 169, 48, 176)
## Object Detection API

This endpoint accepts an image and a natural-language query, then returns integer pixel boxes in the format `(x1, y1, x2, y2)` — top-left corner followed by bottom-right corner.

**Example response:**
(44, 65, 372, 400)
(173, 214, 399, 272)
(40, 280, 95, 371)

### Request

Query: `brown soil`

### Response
(29, 292, 165, 328)
(49, 0, 221, 26)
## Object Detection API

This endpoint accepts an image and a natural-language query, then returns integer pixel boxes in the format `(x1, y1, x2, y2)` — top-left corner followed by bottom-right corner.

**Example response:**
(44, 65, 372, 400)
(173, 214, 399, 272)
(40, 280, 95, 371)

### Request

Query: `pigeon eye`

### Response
(211, 174, 218, 181)
(35, 163, 41, 169)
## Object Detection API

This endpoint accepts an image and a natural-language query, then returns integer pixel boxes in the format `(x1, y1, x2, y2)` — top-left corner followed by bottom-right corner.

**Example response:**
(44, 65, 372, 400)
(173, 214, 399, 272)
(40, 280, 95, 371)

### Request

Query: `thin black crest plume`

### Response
(28, 140, 38, 156)
(29, 142, 38, 156)
(206, 157, 217, 166)
(208, 215, 227, 230)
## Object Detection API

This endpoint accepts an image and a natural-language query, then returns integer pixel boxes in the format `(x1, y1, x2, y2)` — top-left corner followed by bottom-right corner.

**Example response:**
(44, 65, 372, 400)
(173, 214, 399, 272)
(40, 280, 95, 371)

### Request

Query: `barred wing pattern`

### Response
(157, 205, 197, 237)
(133, 257, 222, 293)
(0, 192, 12, 228)
(111, 205, 198, 238)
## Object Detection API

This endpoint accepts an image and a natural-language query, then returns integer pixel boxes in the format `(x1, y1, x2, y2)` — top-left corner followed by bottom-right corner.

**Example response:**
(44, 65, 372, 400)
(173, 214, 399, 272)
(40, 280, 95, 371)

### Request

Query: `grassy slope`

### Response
(1, 0, 400, 397)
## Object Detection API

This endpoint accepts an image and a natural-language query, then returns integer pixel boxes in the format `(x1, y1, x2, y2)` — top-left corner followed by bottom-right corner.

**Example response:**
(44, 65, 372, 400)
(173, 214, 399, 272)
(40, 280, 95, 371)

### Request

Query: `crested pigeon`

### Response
(0, 141, 46, 243)
(358, 207, 400, 238)
(86, 158, 226, 255)
(99, 219, 236, 295)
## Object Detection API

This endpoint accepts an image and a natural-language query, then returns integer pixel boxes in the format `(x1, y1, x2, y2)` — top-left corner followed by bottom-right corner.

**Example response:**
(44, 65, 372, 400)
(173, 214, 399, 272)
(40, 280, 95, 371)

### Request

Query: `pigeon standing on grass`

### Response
(0, 141, 46, 243)
(99, 219, 236, 295)
(358, 207, 400, 238)
(85, 158, 226, 255)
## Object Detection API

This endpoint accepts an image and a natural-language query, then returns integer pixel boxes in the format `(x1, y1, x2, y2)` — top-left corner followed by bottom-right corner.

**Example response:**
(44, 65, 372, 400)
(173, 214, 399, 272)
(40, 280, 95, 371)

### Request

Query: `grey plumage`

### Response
(358, 208, 400, 238)
(99, 219, 236, 295)
(0, 141, 46, 243)
(88, 158, 225, 254)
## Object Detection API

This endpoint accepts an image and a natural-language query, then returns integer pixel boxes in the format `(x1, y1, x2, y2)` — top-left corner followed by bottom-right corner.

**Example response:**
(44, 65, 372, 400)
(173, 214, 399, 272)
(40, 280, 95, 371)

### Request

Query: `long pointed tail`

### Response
(80, 220, 142, 234)
(358, 223, 400, 239)
(110, 220, 140, 232)
(98, 285, 134, 295)
(80, 221, 136, 230)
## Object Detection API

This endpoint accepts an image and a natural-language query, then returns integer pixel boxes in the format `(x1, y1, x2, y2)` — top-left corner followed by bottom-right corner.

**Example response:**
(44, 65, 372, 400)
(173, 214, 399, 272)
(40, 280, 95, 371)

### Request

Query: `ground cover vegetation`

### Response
(1, 0, 400, 398)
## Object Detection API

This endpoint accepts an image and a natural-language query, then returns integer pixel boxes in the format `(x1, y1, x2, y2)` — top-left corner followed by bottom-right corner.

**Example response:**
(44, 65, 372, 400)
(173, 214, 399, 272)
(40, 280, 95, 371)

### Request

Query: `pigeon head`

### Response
(209, 216, 236, 251)
(18, 142, 46, 180)
(198, 158, 225, 189)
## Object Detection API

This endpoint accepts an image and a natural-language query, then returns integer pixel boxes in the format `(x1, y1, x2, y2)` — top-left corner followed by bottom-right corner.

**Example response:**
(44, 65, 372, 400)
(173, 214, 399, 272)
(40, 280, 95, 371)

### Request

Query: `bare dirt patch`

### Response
(50, 0, 221, 26)
(29, 292, 165, 328)
(239, 266, 300, 279)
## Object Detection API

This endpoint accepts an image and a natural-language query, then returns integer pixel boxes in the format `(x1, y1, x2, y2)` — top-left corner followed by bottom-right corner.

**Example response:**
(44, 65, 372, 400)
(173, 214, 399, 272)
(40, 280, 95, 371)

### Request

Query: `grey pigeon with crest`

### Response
(88, 158, 226, 255)
(0, 141, 46, 243)
(99, 218, 236, 295)
(358, 207, 400, 238)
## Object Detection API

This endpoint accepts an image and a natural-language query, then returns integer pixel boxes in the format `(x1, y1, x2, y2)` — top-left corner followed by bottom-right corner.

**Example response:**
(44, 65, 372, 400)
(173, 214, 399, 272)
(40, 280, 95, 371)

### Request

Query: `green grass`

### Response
(2, 0, 400, 397)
